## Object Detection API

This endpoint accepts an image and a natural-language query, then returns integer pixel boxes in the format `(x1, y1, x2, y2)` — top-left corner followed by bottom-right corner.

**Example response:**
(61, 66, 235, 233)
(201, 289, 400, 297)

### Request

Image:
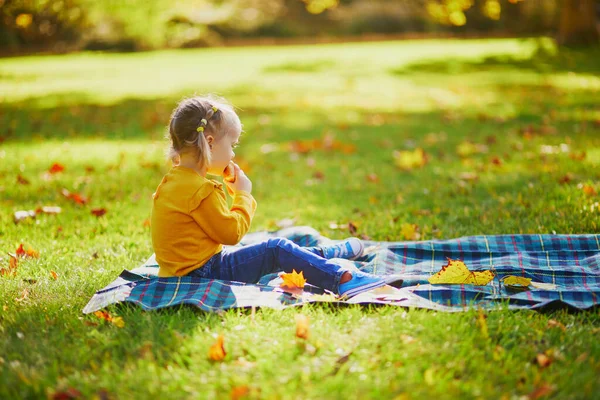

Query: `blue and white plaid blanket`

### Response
(83, 227, 600, 313)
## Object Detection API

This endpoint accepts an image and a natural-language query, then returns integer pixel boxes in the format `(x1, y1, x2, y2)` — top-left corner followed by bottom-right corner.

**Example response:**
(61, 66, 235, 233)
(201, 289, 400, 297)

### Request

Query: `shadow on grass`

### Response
(390, 44, 600, 76)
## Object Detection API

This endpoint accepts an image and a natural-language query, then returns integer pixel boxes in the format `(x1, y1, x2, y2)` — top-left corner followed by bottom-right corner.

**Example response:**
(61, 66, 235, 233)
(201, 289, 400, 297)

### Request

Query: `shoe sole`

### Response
(340, 278, 386, 298)
(348, 239, 365, 261)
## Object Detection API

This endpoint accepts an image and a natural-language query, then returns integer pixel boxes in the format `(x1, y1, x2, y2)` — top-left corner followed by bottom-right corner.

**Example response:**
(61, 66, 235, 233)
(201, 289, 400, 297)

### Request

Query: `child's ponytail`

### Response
(166, 95, 241, 168)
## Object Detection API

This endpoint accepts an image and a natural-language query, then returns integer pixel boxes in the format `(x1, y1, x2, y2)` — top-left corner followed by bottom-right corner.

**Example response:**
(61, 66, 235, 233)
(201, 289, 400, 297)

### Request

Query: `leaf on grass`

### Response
(367, 173, 379, 183)
(36, 206, 62, 215)
(280, 269, 306, 289)
(230, 386, 250, 400)
(535, 353, 552, 368)
(456, 141, 488, 157)
(476, 308, 489, 339)
(93, 310, 125, 328)
(15, 288, 29, 302)
(400, 223, 420, 241)
(50, 270, 58, 280)
(13, 210, 36, 224)
(48, 163, 65, 174)
(208, 334, 226, 361)
(295, 314, 310, 339)
(581, 184, 597, 197)
(91, 208, 107, 217)
(348, 221, 358, 236)
(528, 382, 555, 400)
(428, 258, 495, 286)
(547, 319, 566, 332)
(17, 174, 30, 185)
(393, 148, 427, 170)
(61, 188, 88, 205)
(1, 254, 19, 277)
(16, 244, 39, 258)
(51, 387, 82, 400)
(501, 275, 531, 288)
(143, 219, 151, 228)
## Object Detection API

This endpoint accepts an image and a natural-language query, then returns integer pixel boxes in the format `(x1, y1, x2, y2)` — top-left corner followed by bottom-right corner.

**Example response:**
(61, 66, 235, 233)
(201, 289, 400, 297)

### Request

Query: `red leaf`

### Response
(52, 387, 82, 400)
(91, 208, 107, 217)
(49, 163, 65, 174)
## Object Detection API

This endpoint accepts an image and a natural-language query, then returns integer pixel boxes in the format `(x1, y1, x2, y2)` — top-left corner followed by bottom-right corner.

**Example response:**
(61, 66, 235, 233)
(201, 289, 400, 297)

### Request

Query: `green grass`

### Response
(1, 38, 599, 399)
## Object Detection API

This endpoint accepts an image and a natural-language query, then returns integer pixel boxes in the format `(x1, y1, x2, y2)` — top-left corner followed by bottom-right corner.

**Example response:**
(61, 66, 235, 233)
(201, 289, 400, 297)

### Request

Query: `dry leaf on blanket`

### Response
(208, 334, 226, 361)
(280, 269, 306, 289)
(428, 258, 495, 286)
(295, 314, 310, 339)
(501, 275, 531, 288)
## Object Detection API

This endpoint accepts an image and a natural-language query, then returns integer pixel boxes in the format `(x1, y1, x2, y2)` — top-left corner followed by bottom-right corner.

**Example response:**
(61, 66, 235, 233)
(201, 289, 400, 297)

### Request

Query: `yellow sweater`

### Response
(151, 166, 257, 277)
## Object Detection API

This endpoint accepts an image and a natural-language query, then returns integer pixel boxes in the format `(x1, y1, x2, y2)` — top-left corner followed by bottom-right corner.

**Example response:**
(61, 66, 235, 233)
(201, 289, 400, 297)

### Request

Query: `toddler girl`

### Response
(151, 95, 389, 297)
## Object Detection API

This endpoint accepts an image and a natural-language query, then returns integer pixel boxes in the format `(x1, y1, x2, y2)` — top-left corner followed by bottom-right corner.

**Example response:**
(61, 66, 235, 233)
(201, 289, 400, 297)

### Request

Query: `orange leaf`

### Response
(1, 254, 19, 277)
(230, 386, 250, 400)
(536, 353, 552, 368)
(16, 243, 39, 258)
(582, 184, 597, 197)
(50, 270, 58, 280)
(49, 163, 65, 174)
(208, 334, 226, 361)
(61, 189, 88, 205)
(528, 383, 555, 400)
(280, 269, 306, 289)
(295, 314, 310, 339)
(94, 310, 112, 322)
(143, 219, 151, 228)
(91, 208, 107, 217)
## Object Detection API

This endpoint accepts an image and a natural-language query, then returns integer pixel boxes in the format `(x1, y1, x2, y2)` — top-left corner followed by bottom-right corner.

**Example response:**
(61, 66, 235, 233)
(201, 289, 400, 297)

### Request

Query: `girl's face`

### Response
(207, 131, 240, 176)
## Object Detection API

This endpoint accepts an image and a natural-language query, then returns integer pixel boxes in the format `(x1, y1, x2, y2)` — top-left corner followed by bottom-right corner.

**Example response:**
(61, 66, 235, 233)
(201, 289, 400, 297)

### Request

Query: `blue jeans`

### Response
(187, 238, 347, 293)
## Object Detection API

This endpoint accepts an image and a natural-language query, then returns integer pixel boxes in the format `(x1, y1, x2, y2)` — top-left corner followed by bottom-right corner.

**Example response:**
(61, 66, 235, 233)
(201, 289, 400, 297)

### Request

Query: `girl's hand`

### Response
(225, 163, 252, 194)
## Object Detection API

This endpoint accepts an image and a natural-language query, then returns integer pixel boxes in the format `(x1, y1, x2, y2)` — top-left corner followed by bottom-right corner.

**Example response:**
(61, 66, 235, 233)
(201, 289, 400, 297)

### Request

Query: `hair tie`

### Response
(196, 126, 204, 132)
(212, 106, 218, 113)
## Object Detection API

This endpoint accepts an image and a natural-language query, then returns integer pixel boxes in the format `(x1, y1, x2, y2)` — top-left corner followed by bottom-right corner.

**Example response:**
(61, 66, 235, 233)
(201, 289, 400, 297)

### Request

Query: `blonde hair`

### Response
(166, 95, 241, 168)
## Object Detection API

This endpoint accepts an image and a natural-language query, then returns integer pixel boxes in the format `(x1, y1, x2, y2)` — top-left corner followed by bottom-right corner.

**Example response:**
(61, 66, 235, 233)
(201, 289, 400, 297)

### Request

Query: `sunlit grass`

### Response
(0, 38, 599, 399)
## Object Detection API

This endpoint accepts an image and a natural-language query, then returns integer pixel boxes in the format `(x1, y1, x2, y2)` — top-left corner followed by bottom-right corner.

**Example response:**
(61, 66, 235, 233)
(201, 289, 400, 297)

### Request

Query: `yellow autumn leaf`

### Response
(393, 148, 427, 170)
(428, 258, 495, 286)
(400, 222, 420, 240)
(111, 316, 125, 328)
(280, 269, 306, 289)
(295, 314, 310, 339)
(208, 334, 226, 361)
(502, 275, 531, 287)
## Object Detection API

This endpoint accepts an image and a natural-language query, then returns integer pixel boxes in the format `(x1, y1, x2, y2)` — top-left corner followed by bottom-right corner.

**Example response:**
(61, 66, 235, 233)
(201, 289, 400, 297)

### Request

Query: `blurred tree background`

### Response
(0, 0, 597, 54)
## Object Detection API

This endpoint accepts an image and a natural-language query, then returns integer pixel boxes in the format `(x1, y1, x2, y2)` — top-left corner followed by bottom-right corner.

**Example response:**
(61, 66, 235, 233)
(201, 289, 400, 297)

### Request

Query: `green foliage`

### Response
(0, 38, 599, 398)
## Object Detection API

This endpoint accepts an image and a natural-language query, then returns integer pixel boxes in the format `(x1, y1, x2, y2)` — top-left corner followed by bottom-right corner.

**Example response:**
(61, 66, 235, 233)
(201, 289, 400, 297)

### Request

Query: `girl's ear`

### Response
(205, 135, 214, 149)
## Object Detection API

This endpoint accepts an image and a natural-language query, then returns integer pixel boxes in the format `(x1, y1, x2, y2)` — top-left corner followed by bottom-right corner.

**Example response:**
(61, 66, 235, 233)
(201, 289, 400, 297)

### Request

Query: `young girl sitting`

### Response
(151, 95, 389, 298)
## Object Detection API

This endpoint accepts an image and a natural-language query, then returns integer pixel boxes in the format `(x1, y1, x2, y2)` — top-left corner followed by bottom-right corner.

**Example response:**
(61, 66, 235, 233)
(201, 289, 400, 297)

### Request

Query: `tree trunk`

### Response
(558, 0, 599, 46)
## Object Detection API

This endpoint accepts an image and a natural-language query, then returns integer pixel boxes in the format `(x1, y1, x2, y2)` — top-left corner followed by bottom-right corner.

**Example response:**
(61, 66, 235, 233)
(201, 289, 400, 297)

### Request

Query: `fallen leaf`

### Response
(50, 270, 58, 280)
(348, 221, 358, 236)
(502, 275, 532, 288)
(48, 163, 65, 174)
(456, 141, 488, 157)
(367, 173, 379, 183)
(17, 174, 30, 185)
(208, 334, 226, 361)
(111, 316, 125, 328)
(547, 319, 566, 332)
(400, 223, 420, 241)
(15, 288, 29, 302)
(490, 156, 503, 166)
(35, 206, 62, 215)
(535, 353, 552, 368)
(295, 314, 310, 339)
(143, 219, 151, 228)
(528, 382, 554, 400)
(93, 310, 125, 328)
(428, 258, 495, 286)
(51, 387, 82, 400)
(61, 188, 88, 205)
(13, 210, 36, 224)
(91, 208, 107, 217)
(558, 173, 574, 184)
(16, 243, 39, 258)
(393, 148, 427, 170)
(280, 270, 306, 289)
(582, 184, 597, 197)
(477, 308, 489, 339)
(230, 386, 250, 400)
(1, 254, 19, 277)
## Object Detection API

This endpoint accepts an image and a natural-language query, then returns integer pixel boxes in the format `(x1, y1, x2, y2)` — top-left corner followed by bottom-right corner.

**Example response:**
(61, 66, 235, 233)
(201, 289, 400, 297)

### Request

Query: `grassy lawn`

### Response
(1, 38, 599, 399)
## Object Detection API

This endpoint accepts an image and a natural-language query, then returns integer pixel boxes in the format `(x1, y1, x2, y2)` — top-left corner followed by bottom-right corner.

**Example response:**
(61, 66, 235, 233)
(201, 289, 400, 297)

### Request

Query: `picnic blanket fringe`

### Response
(83, 227, 600, 313)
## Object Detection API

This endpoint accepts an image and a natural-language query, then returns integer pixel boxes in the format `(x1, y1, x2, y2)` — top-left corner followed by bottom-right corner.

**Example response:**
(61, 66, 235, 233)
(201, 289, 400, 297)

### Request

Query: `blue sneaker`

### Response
(319, 238, 364, 260)
(338, 270, 386, 298)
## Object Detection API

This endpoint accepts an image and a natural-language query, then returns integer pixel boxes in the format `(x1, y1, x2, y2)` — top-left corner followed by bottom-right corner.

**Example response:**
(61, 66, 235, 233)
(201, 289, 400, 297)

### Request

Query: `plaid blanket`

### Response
(83, 227, 600, 314)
